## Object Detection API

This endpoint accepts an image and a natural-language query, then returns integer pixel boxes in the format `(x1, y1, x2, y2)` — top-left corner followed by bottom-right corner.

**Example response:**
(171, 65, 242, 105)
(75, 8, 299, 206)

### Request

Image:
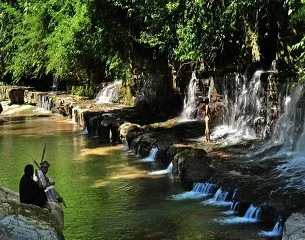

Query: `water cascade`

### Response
(51, 77, 58, 93)
(202, 188, 231, 207)
(179, 72, 199, 121)
(38, 94, 54, 111)
(259, 216, 283, 237)
(148, 162, 173, 175)
(272, 82, 305, 150)
(270, 82, 305, 189)
(170, 182, 216, 200)
(212, 71, 266, 144)
(141, 147, 158, 162)
(223, 201, 240, 215)
(218, 204, 261, 224)
(136, 145, 141, 156)
(95, 80, 122, 104)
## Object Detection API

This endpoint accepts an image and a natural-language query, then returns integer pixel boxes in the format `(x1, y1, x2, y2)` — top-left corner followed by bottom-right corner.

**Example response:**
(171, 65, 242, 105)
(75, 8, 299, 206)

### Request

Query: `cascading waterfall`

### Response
(272, 82, 305, 149)
(268, 82, 305, 189)
(179, 72, 199, 121)
(223, 201, 240, 215)
(51, 77, 58, 93)
(141, 147, 158, 162)
(38, 95, 54, 111)
(202, 188, 231, 206)
(170, 182, 216, 200)
(95, 80, 122, 104)
(244, 204, 261, 220)
(148, 162, 173, 175)
(218, 204, 261, 224)
(259, 216, 283, 237)
(212, 71, 266, 144)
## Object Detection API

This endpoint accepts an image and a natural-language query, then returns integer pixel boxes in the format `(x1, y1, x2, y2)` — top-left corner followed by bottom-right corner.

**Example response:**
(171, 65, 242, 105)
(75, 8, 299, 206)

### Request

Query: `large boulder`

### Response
(8, 88, 25, 104)
(173, 148, 214, 184)
(0, 186, 64, 240)
(282, 212, 305, 240)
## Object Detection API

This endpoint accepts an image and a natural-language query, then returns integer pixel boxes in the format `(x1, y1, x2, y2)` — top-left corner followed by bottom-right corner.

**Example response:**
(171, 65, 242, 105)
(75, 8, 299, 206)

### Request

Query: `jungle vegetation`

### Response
(0, 0, 304, 93)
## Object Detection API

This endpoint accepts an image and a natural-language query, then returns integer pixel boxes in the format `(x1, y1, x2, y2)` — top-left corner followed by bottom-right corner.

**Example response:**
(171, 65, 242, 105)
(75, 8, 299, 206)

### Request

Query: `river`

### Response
(0, 115, 274, 240)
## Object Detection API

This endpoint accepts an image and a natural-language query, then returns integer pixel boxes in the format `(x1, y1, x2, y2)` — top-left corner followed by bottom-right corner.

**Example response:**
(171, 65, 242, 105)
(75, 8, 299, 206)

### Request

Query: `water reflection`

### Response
(0, 116, 271, 240)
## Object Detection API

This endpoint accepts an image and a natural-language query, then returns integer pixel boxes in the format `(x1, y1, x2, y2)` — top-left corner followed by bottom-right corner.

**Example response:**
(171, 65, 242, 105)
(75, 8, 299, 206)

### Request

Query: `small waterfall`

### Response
(38, 95, 54, 111)
(51, 77, 58, 93)
(223, 201, 240, 215)
(141, 147, 158, 162)
(218, 204, 261, 224)
(148, 162, 173, 175)
(202, 188, 231, 206)
(231, 188, 239, 201)
(259, 216, 283, 237)
(95, 80, 122, 104)
(244, 204, 261, 220)
(179, 71, 199, 121)
(230, 201, 240, 211)
(170, 182, 216, 200)
(136, 145, 141, 156)
(193, 182, 216, 195)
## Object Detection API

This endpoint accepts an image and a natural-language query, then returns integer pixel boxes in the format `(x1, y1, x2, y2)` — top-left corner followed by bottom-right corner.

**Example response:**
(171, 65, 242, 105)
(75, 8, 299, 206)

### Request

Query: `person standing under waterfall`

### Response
(204, 98, 211, 142)
(34, 161, 62, 203)
(19, 164, 47, 207)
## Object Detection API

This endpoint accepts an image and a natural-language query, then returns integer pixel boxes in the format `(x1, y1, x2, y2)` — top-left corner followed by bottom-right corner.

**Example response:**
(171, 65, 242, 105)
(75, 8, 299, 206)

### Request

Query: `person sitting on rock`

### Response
(34, 161, 62, 203)
(19, 164, 47, 207)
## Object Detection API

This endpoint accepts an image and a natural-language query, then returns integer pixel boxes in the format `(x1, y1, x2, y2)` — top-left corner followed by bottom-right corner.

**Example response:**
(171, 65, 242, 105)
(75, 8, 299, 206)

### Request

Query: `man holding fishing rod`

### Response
(33, 143, 66, 208)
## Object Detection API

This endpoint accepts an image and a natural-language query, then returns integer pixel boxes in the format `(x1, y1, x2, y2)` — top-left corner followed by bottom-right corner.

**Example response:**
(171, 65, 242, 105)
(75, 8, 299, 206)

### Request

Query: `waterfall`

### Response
(244, 204, 261, 220)
(223, 201, 240, 215)
(202, 188, 231, 206)
(179, 72, 199, 121)
(272, 82, 305, 150)
(51, 77, 58, 93)
(95, 80, 122, 104)
(193, 182, 216, 195)
(272, 82, 305, 190)
(212, 71, 265, 144)
(218, 204, 261, 224)
(136, 145, 141, 156)
(170, 182, 216, 200)
(259, 216, 283, 237)
(141, 147, 158, 162)
(148, 162, 173, 175)
(38, 95, 53, 111)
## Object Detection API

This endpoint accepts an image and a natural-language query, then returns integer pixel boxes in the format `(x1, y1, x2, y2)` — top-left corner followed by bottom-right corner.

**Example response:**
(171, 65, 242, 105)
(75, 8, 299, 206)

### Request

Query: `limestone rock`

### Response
(0, 186, 64, 240)
(9, 88, 25, 104)
(282, 212, 305, 240)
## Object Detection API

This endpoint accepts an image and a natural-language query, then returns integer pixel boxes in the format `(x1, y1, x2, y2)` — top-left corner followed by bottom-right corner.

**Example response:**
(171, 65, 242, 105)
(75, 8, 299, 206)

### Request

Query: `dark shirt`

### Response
(19, 174, 47, 207)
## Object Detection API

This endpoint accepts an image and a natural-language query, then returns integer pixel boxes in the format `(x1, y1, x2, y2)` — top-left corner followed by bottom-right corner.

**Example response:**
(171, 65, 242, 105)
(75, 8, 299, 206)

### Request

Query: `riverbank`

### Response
(1, 98, 304, 239)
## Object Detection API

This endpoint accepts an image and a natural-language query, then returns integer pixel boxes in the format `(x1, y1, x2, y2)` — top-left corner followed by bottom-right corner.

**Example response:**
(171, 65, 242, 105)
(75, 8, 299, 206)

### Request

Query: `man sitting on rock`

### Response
(19, 164, 47, 207)
(34, 161, 62, 203)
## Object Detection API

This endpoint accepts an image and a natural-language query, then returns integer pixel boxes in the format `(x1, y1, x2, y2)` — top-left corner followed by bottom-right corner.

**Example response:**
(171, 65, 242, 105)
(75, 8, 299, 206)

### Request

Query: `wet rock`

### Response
(282, 212, 305, 240)
(9, 88, 24, 104)
(0, 186, 64, 240)
(155, 140, 174, 164)
(173, 149, 213, 184)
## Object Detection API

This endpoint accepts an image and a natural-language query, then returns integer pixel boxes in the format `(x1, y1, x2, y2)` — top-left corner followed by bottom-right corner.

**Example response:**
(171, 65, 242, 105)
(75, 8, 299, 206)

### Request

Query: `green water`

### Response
(0, 116, 272, 240)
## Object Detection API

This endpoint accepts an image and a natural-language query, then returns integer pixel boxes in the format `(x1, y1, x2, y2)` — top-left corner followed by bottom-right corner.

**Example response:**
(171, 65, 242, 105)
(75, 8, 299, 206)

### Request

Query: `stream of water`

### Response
(0, 116, 277, 240)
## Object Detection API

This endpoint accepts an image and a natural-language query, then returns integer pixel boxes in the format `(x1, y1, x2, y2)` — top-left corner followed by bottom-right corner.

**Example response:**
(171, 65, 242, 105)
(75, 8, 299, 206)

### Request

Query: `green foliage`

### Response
(1, 0, 305, 88)
(71, 85, 96, 99)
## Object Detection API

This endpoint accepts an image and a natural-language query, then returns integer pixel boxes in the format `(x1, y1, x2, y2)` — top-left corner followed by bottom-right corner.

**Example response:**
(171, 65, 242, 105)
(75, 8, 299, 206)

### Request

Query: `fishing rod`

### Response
(32, 144, 67, 208)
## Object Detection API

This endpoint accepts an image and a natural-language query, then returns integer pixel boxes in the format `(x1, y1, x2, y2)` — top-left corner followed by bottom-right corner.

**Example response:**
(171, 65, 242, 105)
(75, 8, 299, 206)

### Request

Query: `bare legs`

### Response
(205, 117, 210, 142)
